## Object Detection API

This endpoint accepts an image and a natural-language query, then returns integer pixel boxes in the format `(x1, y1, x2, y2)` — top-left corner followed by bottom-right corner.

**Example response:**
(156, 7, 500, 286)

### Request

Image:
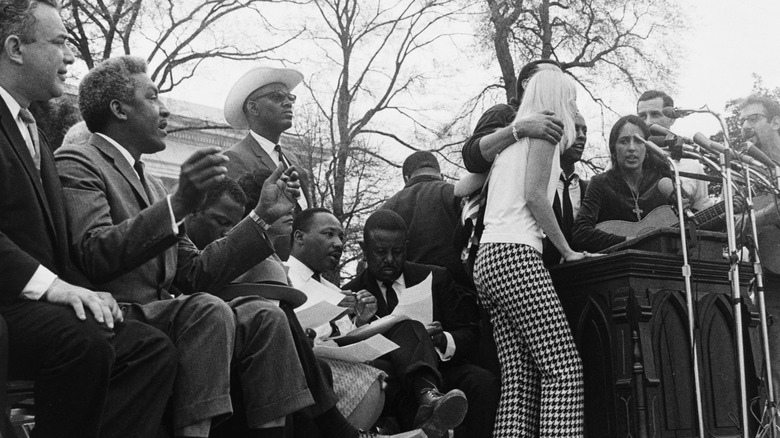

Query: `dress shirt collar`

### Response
(287, 255, 317, 283)
(0, 85, 22, 121)
(249, 129, 280, 166)
(95, 132, 140, 178)
(560, 171, 581, 185)
(377, 274, 406, 293)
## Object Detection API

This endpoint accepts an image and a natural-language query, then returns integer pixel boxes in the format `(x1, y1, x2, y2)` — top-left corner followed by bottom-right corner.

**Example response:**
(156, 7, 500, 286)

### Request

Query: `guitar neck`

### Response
(694, 201, 726, 225)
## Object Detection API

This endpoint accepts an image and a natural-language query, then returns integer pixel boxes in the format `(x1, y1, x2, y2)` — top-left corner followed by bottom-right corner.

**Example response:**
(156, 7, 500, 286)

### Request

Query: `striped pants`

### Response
(474, 243, 584, 437)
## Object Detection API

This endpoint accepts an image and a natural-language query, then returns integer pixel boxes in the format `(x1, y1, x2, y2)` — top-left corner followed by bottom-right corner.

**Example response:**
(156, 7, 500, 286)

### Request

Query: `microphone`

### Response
(662, 107, 702, 119)
(648, 124, 693, 143)
(657, 177, 695, 220)
(741, 140, 778, 169)
(692, 132, 766, 169)
(633, 135, 669, 160)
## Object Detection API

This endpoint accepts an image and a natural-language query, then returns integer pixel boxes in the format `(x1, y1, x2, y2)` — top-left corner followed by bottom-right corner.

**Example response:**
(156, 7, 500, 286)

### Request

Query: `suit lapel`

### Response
(244, 134, 278, 172)
(0, 102, 56, 232)
(89, 134, 152, 207)
(360, 270, 390, 317)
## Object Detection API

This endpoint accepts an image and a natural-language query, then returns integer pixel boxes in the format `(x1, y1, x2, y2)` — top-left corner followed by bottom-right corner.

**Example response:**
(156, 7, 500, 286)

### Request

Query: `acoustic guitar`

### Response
(596, 194, 780, 272)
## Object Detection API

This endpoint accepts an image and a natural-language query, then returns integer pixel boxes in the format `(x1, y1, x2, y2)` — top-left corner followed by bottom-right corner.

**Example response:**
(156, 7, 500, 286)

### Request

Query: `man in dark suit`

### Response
(543, 111, 589, 266)
(343, 210, 500, 438)
(0, 2, 177, 437)
(381, 151, 468, 287)
(222, 66, 312, 259)
(56, 56, 314, 438)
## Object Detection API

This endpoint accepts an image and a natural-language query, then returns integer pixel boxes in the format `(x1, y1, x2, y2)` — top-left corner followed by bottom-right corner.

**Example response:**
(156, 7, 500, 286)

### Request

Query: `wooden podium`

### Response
(550, 228, 762, 437)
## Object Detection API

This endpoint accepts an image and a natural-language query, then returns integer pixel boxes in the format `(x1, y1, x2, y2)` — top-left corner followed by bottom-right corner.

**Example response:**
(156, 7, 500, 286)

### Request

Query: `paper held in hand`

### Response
(294, 279, 351, 329)
(313, 334, 399, 363)
(390, 272, 433, 325)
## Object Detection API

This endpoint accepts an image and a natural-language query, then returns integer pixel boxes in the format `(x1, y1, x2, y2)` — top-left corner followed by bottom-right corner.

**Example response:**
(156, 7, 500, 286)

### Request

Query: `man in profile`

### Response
(0, 1, 176, 436)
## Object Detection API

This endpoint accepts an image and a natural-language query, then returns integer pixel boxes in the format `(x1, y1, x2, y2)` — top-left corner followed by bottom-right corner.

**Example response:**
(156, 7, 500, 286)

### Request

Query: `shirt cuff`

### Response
(20, 265, 58, 300)
(435, 331, 456, 362)
(166, 194, 186, 235)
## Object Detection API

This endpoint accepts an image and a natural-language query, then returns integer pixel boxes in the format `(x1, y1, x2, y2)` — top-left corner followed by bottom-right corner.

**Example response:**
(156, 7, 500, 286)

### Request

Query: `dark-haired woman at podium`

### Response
(572, 115, 671, 252)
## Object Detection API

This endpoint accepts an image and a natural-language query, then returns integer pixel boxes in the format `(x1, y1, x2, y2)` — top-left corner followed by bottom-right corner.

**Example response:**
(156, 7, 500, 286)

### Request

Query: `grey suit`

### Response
(225, 133, 312, 260)
(55, 134, 314, 429)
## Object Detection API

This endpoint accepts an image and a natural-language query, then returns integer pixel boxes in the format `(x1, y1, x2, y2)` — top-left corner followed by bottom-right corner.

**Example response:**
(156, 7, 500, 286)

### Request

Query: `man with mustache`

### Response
(542, 112, 589, 266)
(56, 55, 315, 438)
(287, 208, 469, 437)
(343, 210, 500, 438)
(223, 66, 312, 260)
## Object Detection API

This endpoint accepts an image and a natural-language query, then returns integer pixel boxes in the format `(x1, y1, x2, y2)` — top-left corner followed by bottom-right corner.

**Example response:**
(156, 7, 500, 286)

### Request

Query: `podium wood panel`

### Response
(550, 230, 761, 438)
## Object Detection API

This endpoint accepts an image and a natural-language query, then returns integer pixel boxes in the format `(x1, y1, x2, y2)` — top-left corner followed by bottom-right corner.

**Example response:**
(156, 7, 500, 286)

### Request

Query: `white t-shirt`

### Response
(481, 138, 560, 253)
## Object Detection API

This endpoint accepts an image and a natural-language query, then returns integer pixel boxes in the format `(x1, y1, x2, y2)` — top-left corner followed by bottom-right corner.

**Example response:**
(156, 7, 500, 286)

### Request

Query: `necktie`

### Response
(133, 161, 153, 201)
(311, 272, 321, 282)
(383, 281, 399, 313)
(274, 145, 287, 169)
(18, 108, 40, 170)
(561, 175, 574, 242)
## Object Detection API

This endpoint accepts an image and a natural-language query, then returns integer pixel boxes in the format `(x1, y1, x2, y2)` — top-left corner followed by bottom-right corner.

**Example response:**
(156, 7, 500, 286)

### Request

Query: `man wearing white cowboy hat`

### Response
(224, 66, 312, 259)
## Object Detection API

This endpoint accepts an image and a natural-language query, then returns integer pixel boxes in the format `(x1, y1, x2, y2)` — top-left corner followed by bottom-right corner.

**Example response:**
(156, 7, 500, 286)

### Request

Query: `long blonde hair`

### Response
(513, 65, 577, 155)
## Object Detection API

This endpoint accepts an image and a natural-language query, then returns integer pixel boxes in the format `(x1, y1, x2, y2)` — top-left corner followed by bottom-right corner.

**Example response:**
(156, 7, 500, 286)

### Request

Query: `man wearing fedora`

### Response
(223, 66, 311, 259)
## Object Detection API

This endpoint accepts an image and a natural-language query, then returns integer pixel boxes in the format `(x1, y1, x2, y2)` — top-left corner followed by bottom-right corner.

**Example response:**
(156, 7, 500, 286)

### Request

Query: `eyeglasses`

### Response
(739, 113, 767, 125)
(251, 90, 297, 104)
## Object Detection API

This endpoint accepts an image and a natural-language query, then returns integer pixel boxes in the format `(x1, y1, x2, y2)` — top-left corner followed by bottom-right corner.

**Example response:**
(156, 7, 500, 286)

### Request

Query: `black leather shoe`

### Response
(413, 388, 468, 437)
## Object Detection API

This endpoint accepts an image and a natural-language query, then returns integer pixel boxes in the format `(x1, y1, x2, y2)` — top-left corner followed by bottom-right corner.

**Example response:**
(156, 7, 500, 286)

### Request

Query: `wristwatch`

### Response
(248, 210, 272, 231)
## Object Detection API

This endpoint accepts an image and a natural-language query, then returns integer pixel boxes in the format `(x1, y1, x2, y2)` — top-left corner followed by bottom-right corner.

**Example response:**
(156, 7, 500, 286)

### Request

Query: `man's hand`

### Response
(515, 111, 564, 145)
(255, 164, 301, 224)
(171, 147, 229, 219)
(348, 289, 377, 326)
(44, 278, 123, 329)
(426, 321, 447, 351)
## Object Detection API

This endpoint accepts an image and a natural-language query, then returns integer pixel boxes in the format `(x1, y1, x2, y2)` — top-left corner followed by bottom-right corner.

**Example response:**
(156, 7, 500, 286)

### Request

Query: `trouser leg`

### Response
(441, 363, 499, 438)
(228, 296, 314, 427)
(474, 243, 584, 438)
(124, 293, 236, 431)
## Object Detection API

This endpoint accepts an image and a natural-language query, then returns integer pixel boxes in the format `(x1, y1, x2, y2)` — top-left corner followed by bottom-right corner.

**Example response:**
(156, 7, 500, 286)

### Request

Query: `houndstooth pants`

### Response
(474, 243, 584, 437)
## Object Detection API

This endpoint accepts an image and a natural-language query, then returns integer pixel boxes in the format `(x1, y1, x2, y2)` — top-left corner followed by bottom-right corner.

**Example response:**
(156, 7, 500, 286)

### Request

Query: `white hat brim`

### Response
(224, 66, 304, 130)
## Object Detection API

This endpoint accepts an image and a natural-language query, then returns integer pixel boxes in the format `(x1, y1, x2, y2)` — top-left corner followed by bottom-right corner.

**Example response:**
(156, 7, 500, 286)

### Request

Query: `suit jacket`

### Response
(224, 133, 312, 205)
(225, 133, 312, 260)
(381, 175, 468, 286)
(0, 99, 88, 305)
(55, 133, 276, 304)
(343, 261, 480, 364)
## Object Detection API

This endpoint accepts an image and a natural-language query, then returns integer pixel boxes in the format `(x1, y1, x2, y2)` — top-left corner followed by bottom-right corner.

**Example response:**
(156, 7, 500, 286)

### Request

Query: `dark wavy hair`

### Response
(0, 0, 59, 46)
(79, 55, 147, 133)
(608, 114, 667, 174)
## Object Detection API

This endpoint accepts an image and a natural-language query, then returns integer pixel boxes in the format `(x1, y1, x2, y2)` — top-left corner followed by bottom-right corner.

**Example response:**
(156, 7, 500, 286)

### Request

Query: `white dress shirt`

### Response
(286, 255, 354, 341)
(249, 130, 308, 209)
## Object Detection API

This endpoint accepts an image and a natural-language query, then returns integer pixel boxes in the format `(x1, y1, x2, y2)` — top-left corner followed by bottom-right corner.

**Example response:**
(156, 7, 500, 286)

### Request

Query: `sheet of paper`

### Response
(391, 272, 433, 325)
(313, 334, 399, 362)
(295, 300, 347, 330)
(296, 280, 348, 312)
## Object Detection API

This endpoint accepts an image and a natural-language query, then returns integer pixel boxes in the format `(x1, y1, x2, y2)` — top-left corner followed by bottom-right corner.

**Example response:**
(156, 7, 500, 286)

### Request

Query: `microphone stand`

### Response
(668, 157, 706, 437)
(712, 112, 751, 438)
(742, 162, 778, 438)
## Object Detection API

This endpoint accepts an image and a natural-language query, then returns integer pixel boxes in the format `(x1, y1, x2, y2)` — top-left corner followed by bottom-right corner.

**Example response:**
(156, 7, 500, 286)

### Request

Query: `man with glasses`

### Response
(738, 94, 780, 404)
(223, 66, 311, 259)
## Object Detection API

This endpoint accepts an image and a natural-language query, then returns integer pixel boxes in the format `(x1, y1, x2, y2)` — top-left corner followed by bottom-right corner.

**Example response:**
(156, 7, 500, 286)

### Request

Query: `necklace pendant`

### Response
(633, 203, 643, 221)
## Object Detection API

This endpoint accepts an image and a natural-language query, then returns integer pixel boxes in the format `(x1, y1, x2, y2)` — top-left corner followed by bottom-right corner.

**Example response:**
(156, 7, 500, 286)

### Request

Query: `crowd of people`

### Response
(2, 1, 780, 438)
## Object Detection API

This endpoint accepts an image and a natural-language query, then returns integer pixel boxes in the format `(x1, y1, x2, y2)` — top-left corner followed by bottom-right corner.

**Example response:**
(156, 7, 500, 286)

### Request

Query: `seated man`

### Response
(186, 174, 420, 438)
(287, 208, 469, 437)
(344, 210, 500, 438)
(56, 55, 313, 438)
(0, 2, 176, 437)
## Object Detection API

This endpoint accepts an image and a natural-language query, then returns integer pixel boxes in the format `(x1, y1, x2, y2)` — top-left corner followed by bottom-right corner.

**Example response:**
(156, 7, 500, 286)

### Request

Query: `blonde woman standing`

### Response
(473, 63, 587, 437)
